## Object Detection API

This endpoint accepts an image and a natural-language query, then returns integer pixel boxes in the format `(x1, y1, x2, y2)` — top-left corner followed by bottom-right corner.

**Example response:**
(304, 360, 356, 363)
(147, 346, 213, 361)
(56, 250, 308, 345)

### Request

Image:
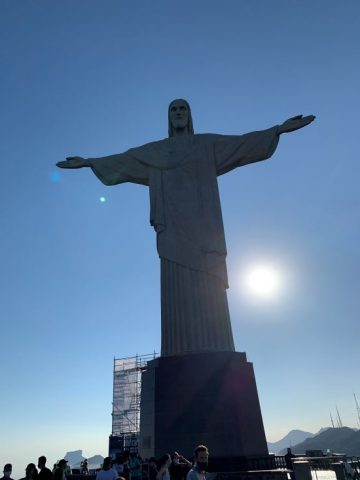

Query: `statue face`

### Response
(169, 100, 189, 131)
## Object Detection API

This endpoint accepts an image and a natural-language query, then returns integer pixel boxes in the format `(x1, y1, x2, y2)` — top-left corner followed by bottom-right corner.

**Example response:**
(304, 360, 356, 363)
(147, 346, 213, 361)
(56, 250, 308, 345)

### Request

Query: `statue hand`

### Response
(278, 114, 316, 134)
(56, 156, 89, 169)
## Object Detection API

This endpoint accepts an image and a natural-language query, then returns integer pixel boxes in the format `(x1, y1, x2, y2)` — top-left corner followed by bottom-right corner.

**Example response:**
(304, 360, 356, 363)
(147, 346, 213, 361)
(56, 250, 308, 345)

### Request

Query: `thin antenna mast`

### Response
(354, 393, 360, 428)
(330, 410, 335, 428)
(335, 406, 343, 428)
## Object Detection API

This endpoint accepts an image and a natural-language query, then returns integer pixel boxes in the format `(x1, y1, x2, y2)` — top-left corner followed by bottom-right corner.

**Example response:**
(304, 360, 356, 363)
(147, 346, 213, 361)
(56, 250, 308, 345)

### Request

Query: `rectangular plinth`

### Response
(139, 351, 268, 460)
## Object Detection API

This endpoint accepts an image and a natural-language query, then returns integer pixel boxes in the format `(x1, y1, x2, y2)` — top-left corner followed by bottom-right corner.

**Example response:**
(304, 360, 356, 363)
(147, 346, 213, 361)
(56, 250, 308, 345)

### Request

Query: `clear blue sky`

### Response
(1, 0, 359, 476)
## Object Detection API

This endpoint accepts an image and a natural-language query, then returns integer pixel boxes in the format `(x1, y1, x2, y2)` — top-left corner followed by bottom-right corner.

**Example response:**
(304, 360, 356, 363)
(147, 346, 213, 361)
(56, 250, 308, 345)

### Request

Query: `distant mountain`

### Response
(64, 450, 85, 467)
(268, 430, 314, 454)
(63, 450, 104, 469)
(88, 455, 104, 465)
(87, 455, 104, 469)
(278, 427, 360, 456)
(72, 455, 105, 469)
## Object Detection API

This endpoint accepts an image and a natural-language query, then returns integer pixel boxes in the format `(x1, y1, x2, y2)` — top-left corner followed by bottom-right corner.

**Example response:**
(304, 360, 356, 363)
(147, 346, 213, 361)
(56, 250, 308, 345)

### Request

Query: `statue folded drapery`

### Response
(88, 127, 280, 355)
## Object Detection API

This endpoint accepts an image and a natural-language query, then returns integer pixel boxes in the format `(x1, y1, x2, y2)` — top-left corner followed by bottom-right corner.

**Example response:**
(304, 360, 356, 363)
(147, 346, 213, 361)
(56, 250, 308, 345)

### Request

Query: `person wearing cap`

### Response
(38, 457, 53, 480)
(95, 458, 118, 480)
(1, 464, 14, 480)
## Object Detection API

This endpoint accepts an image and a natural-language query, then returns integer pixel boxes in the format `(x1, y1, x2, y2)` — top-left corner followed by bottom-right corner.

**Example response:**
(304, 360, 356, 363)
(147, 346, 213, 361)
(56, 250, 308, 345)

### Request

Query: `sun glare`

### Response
(245, 265, 281, 299)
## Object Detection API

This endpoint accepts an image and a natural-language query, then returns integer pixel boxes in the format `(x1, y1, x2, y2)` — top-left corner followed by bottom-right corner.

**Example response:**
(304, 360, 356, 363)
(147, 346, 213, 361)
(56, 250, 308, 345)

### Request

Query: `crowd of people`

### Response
(0, 457, 71, 480)
(4, 448, 360, 480)
(0, 445, 209, 480)
(96, 445, 208, 480)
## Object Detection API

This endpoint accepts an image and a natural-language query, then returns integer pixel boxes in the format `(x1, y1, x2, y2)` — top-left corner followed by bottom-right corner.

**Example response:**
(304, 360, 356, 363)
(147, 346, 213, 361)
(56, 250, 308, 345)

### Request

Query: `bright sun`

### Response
(245, 265, 281, 299)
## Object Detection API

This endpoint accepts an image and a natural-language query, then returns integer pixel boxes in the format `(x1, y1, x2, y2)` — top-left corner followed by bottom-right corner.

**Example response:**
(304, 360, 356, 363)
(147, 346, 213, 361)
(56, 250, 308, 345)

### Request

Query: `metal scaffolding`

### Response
(111, 353, 158, 439)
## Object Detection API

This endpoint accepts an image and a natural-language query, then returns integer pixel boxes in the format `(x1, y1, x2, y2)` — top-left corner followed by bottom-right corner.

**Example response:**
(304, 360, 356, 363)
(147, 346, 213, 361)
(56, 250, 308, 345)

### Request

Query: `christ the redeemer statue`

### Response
(57, 100, 315, 356)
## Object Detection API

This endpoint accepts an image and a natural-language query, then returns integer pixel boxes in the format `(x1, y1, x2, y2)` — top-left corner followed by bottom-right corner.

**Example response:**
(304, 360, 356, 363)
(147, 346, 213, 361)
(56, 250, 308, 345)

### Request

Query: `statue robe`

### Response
(89, 126, 280, 356)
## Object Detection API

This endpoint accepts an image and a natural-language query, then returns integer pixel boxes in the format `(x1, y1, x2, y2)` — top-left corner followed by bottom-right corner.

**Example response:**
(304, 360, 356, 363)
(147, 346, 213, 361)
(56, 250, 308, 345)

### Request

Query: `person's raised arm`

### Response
(179, 455, 192, 468)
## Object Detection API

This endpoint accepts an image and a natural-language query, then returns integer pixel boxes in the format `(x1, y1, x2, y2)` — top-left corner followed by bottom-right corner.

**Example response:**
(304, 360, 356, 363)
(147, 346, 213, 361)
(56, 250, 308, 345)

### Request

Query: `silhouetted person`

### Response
(128, 453, 141, 480)
(186, 446, 209, 480)
(113, 456, 124, 477)
(95, 457, 118, 480)
(81, 460, 89, 476)
(38, 457, 53, 480)
(1, 464, 14, 480)
(54, 460, 68, 480)
(148, 458, 158, 480)
(121, 452, 130, 480)
(156, 455, 171, 480)
(19, 464, 38, 480)
(285, 448, 296, 470)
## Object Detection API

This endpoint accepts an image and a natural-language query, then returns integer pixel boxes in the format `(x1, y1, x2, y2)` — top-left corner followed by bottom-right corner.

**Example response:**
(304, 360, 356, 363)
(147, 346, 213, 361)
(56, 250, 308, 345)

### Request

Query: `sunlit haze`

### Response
(244, 264, 281, 300)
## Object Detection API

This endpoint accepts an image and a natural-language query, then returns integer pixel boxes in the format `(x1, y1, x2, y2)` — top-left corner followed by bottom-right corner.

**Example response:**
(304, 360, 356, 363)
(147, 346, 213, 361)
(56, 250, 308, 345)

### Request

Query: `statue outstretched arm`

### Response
(214, 114, 315, 176)
(214, 126, 280, 175)
(56, 152, 149, 186)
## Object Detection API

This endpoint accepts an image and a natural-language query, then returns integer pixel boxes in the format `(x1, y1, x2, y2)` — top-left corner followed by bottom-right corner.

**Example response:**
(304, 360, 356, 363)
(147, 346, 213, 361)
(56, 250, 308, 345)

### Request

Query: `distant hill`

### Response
(64, 451, 85, 467)
(268, 430, 314, 454)
(87, 455, 104, 466)
(278, 427, 360, 456)
(64, 450, 104, 469)
(73, 455, 104, 470)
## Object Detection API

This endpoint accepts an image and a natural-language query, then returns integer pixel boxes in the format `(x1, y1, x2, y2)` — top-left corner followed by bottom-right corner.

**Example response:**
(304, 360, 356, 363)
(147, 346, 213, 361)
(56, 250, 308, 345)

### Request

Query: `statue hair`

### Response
(168, 99, 194, 137)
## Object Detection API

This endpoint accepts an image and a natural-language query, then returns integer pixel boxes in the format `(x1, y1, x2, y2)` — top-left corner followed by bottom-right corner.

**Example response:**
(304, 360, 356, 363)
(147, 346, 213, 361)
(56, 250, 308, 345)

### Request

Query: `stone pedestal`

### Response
(139, 351, 268, 462)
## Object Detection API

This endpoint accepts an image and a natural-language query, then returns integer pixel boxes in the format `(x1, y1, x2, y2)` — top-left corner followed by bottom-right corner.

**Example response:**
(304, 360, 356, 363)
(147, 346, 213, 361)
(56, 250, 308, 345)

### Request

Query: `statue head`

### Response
(168, 98, 194, 137)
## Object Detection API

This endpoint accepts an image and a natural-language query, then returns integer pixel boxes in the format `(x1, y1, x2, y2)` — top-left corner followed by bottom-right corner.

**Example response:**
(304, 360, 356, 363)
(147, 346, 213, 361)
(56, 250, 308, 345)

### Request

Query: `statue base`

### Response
(139, 351, 268, 461)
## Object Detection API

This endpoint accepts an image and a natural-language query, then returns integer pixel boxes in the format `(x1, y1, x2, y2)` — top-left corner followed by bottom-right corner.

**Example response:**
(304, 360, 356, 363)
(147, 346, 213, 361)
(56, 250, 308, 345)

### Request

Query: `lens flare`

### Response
(50, 171, 61, 182)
